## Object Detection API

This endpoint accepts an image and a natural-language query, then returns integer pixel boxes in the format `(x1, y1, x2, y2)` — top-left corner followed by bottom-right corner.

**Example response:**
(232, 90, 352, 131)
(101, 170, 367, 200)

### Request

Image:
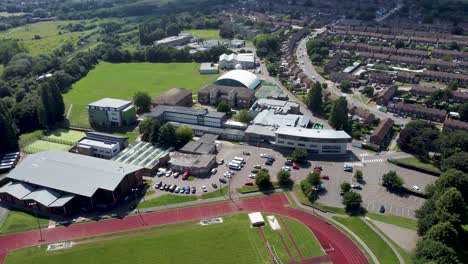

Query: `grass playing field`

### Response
(5, 214, 323, 264)
(22, 140, 71, 154)
(0, 21, 95, 55)
(182, 29, 221, 40)
(64, 62, 219, 128)
(0, 210, 49, 235)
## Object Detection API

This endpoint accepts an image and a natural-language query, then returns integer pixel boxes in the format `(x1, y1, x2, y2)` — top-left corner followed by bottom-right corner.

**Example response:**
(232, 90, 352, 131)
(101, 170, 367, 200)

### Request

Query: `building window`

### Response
(287, 142, 294, 145)
(277, 140, 284, 144)
(298, 143, 305, 147)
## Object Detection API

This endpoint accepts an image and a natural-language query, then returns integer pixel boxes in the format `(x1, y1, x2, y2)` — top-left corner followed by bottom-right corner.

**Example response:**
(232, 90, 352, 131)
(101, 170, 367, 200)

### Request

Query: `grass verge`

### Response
(389, 157, 441, 175)
(201, 186, 228, 199)
(333, 216, 399, 264)
(0, 210, 49, 235)
(292, 184, 345, 214)
(137, 194, 197, 209)
(365, 212, 417, 230)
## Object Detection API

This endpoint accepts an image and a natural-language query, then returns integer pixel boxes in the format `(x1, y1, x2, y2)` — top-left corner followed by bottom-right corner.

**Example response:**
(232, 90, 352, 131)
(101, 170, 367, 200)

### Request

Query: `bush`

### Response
(340, 182, 351, 193)
(342, 191, 362, 212)
(255, 171, 272, 189)
(277, 171, 293, 187)
(382, 171, 404, 190)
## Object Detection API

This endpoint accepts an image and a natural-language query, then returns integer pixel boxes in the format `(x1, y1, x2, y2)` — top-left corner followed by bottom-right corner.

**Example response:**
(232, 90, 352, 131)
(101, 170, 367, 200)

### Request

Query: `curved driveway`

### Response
(0, 194, 368, 264)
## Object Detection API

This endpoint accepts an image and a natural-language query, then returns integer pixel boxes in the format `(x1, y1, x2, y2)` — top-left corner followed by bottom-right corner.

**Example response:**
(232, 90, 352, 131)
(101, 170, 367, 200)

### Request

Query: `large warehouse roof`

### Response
(7, 151, 143, 197)
(215, 70, 261, 89)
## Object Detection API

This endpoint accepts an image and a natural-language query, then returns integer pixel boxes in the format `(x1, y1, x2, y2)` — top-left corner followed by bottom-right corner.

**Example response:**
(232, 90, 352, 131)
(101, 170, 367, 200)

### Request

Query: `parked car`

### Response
(412, 185, 420, 191)
(211, 183, 218, 189)
(185, 186, 190, 194)
(281, 166, 291, 171)
(170, 185, 177, 192)
(244, 182, 254, 186)
(165, 171, 172, 177)
(314, 166, 323, 171)
(261, 168, 269, 172)
(211, 168, 217, 174)
(219, 178, 227, 184)
(243, 151, 250, 155)
(179, 188, 185, 194)
(313, 168, 321, 173)
(218, 159, 224, 165)
(253, 164, 261, 169)
(155, 182, 162, 188)
(202, 185, 208, 192)
(292, 163, 300, 170)
(161, 184, 167, 190)
(224, 172, 232, 178)
(351, 184, 361, 190)
(165, 184, 171, 191)
(191, 187, 196, 194)
(173, 172, 179, 178)
(260, 153, 268, 158)
(175, 187, 181, 193)
(251, 169, 260, 173)
(321, 175, 330, 180)
(182, 170, 189, 180)
(285, 160, 293, 166)
(265, 160, 273, 166)
(248, 174, 256, 179)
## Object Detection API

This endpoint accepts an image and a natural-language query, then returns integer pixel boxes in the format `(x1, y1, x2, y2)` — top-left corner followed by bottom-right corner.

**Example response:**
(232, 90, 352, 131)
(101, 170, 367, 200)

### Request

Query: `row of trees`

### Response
(398, 120, 468, 173)
(139, 118, 193, 149)
(306, 39, 330, 63)
(414, 169, 468, 263)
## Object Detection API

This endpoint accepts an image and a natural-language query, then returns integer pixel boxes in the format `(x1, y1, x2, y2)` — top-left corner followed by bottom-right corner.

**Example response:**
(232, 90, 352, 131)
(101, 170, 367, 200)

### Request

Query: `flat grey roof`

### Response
(0, 182, 35, 199)
(276, 126, 351, 140)
(253, 110, 310, 128)
(22, 188, 61, 207)
(245, 125, 277, 137)
(88, 98, 132, 109)
(146, 105, 226, 119)
(7, 151, 143, 197)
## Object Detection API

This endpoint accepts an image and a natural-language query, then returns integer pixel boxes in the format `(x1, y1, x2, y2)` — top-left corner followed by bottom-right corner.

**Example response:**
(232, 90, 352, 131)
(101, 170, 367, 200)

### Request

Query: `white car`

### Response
(281, 166, 291, 171)
(412, 185, 420, 191)
(224, 172, 232, 178)
(165, 171, 172, 177)
(217, 159, 224, 165)
(248, 174, 256, 179)
(260, 153, 268, 158)
(202, 185, 208, 192)
(211, 168, 217, 174)
(173, 172, 179, 178)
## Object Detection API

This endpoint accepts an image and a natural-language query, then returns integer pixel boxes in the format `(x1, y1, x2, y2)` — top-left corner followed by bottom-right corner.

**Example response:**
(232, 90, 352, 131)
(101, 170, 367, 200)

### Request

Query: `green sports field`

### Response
(182, 29, 221, 40)
(5, 214, 324, 264)
(64, 62, 219, 128)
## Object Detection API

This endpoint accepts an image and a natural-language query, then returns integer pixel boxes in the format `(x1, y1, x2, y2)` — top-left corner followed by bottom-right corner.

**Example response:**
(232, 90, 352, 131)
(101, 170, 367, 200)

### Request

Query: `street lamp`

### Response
(28, 202, 44, 242)
(131, 188, 146, 226)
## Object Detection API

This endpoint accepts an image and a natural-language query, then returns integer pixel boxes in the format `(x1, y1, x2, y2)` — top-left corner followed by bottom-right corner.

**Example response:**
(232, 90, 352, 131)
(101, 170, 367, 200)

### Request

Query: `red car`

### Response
(292, 163, 300, 170)
(244, 182, 254, 186)
(314, 166, 323, 171)
(313, 168, 321, 173)
(182, 170, 189, 180)
(321, 175, 330, 180)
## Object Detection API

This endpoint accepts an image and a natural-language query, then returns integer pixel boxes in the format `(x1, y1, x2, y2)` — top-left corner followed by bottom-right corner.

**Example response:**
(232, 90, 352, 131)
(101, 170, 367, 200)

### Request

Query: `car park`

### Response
(211, 183, 218, 189)
(260, 153, 268, 158)
(344, 165, 353, 172)
(265, 160, 273, 166)
(244, 182, 253, 186)
(351, 184, 361, 189)
(165, 171, 172, 177)
(219, 178, 227, 184)
(321, 175, 330, 180)
(253, 164, 261, 169)
(285, 160, 293, 166)
(202, 185, 208, 192)
(175, 187, 181, 193)
(251, 169, 259, 173)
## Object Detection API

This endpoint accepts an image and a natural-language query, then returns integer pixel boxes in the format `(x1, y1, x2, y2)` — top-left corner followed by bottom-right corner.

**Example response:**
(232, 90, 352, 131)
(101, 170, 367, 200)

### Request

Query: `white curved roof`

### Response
(216, 70, 261, 89)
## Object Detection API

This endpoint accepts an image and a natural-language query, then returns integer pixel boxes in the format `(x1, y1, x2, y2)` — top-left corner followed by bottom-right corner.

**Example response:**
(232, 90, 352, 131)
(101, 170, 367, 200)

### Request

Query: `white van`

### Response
(231, 160, 243, 167)
(228, 162, 241, 170)
(233, 157, 245, 163)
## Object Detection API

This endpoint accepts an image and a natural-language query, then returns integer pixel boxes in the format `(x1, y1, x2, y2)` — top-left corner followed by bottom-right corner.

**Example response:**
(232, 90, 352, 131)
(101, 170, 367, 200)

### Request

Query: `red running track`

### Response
(0, 194, 368, 264)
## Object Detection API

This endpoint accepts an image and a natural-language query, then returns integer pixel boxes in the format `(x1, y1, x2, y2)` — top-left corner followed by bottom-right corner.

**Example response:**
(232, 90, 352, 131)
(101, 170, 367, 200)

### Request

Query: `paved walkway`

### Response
(369, 219, 418, 252)
(0, 193, 368, 264)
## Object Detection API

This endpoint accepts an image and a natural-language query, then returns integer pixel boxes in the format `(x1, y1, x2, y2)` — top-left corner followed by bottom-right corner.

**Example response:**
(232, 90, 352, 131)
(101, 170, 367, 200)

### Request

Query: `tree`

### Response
(362, 86, 374, 97)
(426, 221, 458, 246)
(329, 97, 351, 133)
(416, 199, 439, 236)
(255, 171, 272, 189)
(413, 239, 460, 264)
(441, 152, 468, 173)
(0, 100, 18, 154)
(341, 182, 351, 193)
(459, 103, 468, 121)
(133, 91, 152, 114)
(36, 82, 63, 128)
(216, 102, 231, 113)
(307, 81, 322, 114)
(176, 126, 193, 148)
(253, 34, 280, 58)
(165, 23, 180, 36)
(354, 170, 363, 182)
(300, 180, 315, 201)
(395, 40, 405, 49)
(219, 24, 234, 39)
(382, 171, 404, 190)
(339, 80, 351, 93)
(342, 191, 362, 212)
(307, 172, 321, 187)
(435, 188, 467, 225)
(434, 169, 468, 203)
(139, 117, 160, 144)
(397, 120, 439, 159)
(234, 110, 253, 123)
(447, 80, 459, 91)
(158, 123, 177, 148)
(277, 171, 293, 187)
(290, 148, 307, 163)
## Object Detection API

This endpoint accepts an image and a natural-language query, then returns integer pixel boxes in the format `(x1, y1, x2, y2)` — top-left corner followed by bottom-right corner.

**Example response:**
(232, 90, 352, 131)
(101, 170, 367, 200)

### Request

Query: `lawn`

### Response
(365, 212, 418, 230)
(5, 214, 272, 264)
(20, 128, 85, 153)
(390, 157, 441, 174)
(137, 194, 197, 209)
(333, 216, 399, 264)
(182, 29, 221, 40)
(0, 21, 94, 55)
(201, 186, 228, 199)
(0, 210, 49, 235)
(43, 129, 85, 143)
(292, 184, 345, 214)
(64, 62, 219, 128)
